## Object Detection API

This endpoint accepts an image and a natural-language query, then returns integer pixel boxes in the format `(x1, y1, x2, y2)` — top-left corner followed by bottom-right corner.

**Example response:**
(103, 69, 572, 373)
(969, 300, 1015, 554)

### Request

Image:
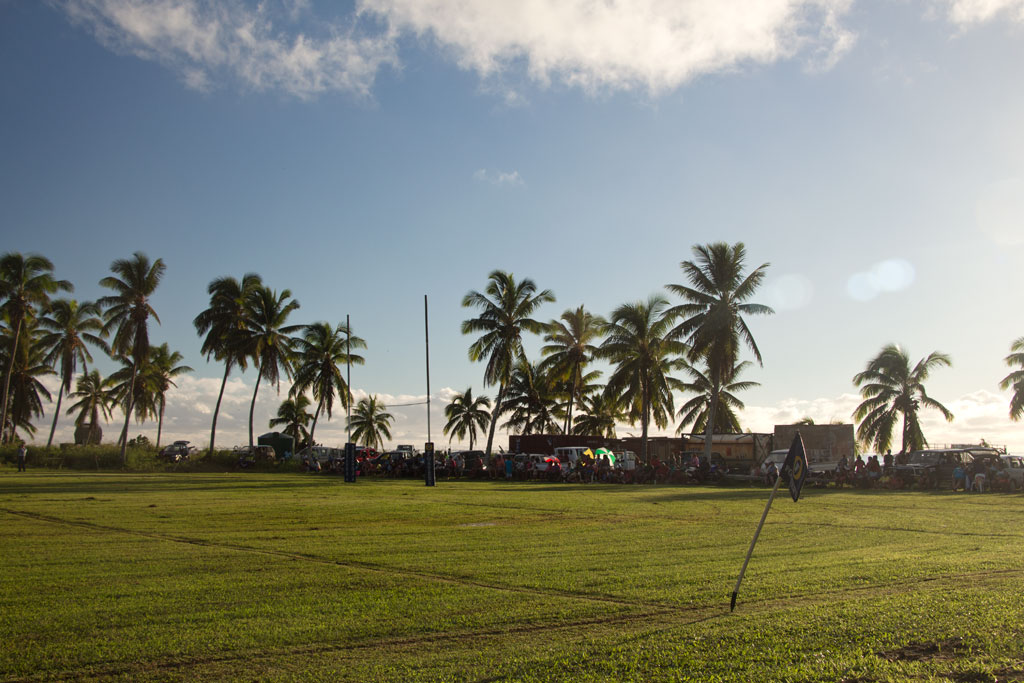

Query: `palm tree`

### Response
(0, 253, 72, 442)
(666, 242, 772, 462)
(38, 299, 109, 447)
(193, 273, 262, 457)
(443, 387, 491, 450)
(98, 252, 165, 465)
(1000, 337, 1024, 421)
(540, 306, 605, 434)
(599, 295, 687, 463)
(852, 344, 954, 454)
(502, 359, 563, 435)
(108, 356, 158, 434)
(144, 343, 192, 448)
(572, 391, 624, 438)
(290, 321, 366, 450)
(240, 285, 301, 451)
(348, 395, 393, 451)
(675, 360, 758, 435)
(66, 370, 116, 445)
(269, 394, 314, 451)
(461, 271, 555, 457)
(0, 320, 54, 442)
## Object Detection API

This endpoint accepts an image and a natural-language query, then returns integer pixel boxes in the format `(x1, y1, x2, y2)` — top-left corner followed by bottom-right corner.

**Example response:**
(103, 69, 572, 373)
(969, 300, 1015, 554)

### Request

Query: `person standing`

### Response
(17, 442, 27, 472)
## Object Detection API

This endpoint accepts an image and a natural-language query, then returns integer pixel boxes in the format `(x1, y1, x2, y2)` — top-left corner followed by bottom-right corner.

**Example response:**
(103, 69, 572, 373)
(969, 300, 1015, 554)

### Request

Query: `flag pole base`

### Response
(730, 591, 738, 612)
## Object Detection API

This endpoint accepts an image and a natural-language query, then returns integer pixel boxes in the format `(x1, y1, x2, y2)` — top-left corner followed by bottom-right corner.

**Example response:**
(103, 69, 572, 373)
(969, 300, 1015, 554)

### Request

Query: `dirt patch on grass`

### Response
(878, 637, 965, 662)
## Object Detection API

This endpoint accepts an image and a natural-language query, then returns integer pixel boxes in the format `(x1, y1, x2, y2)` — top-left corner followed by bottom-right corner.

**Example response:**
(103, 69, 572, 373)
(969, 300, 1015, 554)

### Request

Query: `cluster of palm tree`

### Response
(457, 242, 774, 462)
(193, 274, 372, 457)
(0, 252, 187, 465)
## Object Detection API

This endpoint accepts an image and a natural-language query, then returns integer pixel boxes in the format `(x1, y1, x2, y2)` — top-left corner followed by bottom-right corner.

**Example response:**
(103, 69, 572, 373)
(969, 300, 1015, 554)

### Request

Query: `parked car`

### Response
(895, 449, 975, 488)
(999, 455, 1024, 490)
(158, 440, 195, 462)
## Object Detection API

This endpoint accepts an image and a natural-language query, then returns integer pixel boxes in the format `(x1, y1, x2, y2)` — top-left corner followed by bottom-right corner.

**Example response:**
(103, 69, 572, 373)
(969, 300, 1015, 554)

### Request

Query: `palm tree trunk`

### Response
(0, 316, 23, 444)
(703, 383, 719, 463)
(565, 362, 579, 435)
(208, 363, 231, 458)
(308, 400, 323, 451)
(46, 379, 68, 448)
(156, 400, 165, 449)
(119, 361, 138, 467)
(248, 367, 264, 451)
(641, 383, 650, 464)
(484, 382, 506, 457)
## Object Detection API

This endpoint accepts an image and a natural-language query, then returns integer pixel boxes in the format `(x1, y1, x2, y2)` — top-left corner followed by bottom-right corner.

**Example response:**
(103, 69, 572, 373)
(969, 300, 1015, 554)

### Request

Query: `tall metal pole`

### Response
(424, 295, 431, 443)
(346, 314, 351, 445)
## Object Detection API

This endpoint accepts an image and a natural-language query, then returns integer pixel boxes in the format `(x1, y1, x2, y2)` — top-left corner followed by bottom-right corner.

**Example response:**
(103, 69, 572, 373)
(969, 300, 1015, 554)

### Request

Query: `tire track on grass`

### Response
(0, 507, 667, 611)
(8, 568, 1021, 683)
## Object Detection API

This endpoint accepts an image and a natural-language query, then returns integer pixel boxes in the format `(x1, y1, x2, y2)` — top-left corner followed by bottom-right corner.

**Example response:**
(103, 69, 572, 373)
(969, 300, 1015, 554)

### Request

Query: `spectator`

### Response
(17, 442, 27, 472)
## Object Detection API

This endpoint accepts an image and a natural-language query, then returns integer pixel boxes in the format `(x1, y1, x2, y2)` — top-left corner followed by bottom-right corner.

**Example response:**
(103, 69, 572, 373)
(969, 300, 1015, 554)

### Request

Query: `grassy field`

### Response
(1, 471, 1023, 682)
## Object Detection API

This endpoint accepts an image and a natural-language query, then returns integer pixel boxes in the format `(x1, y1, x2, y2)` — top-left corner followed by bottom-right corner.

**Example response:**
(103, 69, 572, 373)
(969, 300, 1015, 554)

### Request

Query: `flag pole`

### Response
(731, 471, 783, 612)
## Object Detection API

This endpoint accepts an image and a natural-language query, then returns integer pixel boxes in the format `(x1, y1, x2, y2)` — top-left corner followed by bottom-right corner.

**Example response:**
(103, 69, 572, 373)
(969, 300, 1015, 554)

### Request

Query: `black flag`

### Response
(781, 432, 809, 502)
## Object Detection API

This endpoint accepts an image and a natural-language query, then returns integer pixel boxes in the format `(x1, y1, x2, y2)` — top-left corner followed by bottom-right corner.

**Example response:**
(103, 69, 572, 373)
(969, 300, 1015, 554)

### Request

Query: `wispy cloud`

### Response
(362, 0, 858, 95)
(944, 0, 1024, 23)
(473, 168, 524, 187)
(59, 0, 399, 99)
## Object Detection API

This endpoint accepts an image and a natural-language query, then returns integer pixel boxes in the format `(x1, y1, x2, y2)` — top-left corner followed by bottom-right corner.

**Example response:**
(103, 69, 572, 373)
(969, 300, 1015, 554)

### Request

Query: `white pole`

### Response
(731, 472, 783, 612)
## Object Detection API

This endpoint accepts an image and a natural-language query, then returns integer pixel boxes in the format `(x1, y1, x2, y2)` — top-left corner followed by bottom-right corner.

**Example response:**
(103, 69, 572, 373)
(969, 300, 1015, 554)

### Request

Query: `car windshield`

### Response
(908, 452, 940, 465)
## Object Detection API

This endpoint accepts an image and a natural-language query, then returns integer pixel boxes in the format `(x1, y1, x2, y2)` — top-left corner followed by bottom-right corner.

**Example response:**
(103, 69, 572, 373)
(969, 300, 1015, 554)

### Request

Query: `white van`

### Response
(613, 451, 638, 471)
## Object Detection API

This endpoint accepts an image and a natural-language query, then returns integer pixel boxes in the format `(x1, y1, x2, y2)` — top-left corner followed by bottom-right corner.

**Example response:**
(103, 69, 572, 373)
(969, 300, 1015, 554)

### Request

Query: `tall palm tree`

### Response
(666, 242, 772, 462)
(0, 320, 54, 442)
(193, 273, 262, 457)
(269, 395, 314, 451)
(240, 285, 301, 451)
(572, 391, 624, 438)
(461, 270, 555, 457)
(290, 321, 365, 450)
(66, 370, 116, 445)
(501, 359, 563, 435)
(144, 343, 192, 448)
(443, 387, 491, 450)
(541, 305, 605, 434)
(348, 395, 393, 451)
(852, 344, 954, 454)
(1000, 337, 1024, 421)
(675, 360, 758, 435)
(98, 252, 165, 465)
(599, 295, 687, 463)
(0, 253, 72, 442)
(38, 299, 109, 446)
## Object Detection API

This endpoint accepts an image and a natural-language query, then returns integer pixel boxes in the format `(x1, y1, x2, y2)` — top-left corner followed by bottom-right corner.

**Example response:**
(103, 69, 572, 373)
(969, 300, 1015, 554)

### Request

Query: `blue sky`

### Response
(2, 0, 1023, 452)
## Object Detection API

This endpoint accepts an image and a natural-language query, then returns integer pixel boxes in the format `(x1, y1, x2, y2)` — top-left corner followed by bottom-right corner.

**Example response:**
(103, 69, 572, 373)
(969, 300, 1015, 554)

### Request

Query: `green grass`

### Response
(1, 471, 1023, 681)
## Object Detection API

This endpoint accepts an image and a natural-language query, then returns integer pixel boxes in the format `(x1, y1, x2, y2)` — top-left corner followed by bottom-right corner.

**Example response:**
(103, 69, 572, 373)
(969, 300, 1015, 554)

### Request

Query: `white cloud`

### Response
(59, 0, 399, 99)
(474, 168, 525, 186)
(361, 0, 857, 94)
(846, 258, 916, 302)
(944, 0, 1024, 23)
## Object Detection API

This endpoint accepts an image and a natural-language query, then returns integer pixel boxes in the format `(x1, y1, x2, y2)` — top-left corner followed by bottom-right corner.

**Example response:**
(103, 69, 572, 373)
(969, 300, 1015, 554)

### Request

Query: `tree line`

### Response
(3, 244, 1024, 463)
(453, 242, 1024, 462)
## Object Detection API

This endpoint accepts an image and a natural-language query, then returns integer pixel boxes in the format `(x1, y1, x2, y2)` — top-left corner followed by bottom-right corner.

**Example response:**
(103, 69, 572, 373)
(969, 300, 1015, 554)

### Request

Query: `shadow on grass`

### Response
(0, 473, 338, 497)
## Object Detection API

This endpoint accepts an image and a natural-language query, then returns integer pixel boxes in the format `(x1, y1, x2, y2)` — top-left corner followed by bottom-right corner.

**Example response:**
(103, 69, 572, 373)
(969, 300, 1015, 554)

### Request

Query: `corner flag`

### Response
(781, 432, 809, 502)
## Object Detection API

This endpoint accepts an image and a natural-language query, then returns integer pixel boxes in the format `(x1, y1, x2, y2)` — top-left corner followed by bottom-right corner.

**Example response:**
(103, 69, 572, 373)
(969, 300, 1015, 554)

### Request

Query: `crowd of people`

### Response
(301, 450, 729, 486)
